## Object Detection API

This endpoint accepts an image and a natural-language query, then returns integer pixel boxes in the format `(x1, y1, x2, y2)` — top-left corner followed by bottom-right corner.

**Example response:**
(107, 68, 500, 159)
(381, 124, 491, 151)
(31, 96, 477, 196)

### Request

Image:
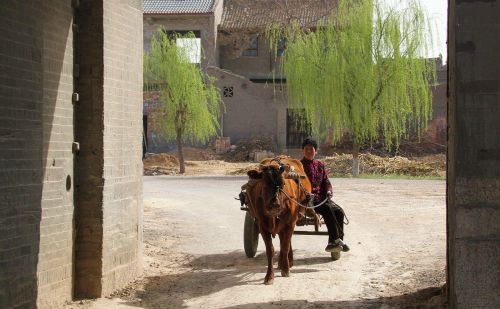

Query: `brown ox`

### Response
(245, 156, 311, 285)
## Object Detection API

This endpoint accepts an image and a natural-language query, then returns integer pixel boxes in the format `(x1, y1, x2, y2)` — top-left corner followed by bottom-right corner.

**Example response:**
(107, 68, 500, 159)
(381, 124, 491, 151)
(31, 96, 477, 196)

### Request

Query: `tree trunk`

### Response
(176, 128, 185, 174)
(352, 142, 360, 177)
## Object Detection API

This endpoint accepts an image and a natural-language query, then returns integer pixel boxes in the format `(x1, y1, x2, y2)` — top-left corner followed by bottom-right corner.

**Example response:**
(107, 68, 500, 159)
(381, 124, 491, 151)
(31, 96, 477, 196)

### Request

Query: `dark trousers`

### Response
(314, 201, 344, 243)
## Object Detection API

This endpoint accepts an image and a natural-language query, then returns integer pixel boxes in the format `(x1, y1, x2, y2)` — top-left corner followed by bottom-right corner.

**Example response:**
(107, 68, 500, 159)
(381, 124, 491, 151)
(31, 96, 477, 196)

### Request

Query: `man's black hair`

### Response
(301, 137, 318, 150)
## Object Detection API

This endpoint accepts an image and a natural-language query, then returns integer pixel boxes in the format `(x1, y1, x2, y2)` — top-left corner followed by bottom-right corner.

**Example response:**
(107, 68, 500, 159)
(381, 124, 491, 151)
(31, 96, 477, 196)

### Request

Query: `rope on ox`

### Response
(277, 187, 350, 225)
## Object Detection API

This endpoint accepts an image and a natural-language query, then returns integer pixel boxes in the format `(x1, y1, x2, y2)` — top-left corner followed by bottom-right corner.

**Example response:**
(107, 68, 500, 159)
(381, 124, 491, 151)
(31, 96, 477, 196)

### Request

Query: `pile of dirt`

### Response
(323, 153, 445, 177)
(168, 147, 218, 161)
(227, 164, 260, 175)
(223, 136, 276, 162)
(143, 153, 179, 176)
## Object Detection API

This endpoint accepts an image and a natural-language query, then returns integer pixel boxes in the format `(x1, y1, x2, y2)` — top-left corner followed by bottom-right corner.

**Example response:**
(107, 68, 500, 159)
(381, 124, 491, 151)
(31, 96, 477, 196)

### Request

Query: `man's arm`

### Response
(320, 161, 333, 197)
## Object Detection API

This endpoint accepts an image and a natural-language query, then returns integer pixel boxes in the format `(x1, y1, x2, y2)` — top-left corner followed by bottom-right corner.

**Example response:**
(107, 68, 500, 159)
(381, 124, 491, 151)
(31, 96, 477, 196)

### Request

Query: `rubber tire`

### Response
(331, 251, 341, 261)
(244, 212, 259, 258)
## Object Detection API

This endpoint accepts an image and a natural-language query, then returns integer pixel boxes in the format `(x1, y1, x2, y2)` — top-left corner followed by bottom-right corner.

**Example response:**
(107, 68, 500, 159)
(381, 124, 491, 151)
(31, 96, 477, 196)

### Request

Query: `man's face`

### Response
(303, 144, 317, 160)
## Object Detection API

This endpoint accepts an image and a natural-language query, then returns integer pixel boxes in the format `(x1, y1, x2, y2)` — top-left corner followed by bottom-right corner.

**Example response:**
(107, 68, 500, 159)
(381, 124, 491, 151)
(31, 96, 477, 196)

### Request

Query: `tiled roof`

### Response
(144, 0, 215, 15)
(220, 0, 338, 31)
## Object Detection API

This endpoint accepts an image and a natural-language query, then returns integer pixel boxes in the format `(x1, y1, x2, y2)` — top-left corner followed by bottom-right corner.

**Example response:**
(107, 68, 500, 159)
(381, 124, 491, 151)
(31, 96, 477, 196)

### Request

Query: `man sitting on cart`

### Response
(300, 137, 350, 253)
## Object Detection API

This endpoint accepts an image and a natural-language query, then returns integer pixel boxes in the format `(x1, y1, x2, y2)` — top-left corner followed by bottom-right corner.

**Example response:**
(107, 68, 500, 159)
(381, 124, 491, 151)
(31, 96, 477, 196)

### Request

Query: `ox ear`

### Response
(247, 169, 263, 179)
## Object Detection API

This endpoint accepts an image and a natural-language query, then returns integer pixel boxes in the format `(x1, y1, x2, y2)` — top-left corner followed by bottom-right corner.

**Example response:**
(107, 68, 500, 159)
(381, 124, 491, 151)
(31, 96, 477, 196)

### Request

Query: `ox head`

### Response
(247, 164, 287, 216)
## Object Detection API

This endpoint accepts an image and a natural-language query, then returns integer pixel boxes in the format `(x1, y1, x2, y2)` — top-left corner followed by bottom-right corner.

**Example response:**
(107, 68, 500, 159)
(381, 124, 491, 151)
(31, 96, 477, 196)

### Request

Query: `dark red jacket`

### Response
(301, 158, 332, 204)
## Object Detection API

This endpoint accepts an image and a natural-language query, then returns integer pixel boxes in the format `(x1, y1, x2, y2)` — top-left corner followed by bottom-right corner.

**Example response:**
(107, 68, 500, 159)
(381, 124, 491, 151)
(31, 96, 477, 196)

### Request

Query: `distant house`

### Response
(143, 0, 336, 152)
(143, 0, 446, 153)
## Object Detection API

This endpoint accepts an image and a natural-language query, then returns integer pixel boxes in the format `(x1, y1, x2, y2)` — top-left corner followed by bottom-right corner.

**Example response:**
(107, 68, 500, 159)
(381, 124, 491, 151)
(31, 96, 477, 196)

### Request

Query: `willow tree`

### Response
(144, 30, 222, 173)
(268, 0, 436, 176)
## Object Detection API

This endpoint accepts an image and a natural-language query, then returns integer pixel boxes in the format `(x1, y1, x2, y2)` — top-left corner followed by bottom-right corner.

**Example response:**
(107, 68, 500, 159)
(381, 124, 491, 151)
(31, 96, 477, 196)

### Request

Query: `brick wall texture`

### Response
(101, 0, 143, 295)
(1, 0, 143, 307)
(1, 1, 75, 308)
(75, 0, 143, 299)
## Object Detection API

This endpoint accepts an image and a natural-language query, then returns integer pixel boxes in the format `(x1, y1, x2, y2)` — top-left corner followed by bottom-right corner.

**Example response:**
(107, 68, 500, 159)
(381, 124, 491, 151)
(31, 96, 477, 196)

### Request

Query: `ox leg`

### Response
(279, 229, 293, 277)
(277, 232, 293, 269)
(261, 231, 275, 285)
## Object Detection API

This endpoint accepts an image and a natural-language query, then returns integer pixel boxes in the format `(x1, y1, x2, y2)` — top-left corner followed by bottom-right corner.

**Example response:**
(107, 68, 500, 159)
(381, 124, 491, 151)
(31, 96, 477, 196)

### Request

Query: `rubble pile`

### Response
(168, 147, 218, 161)
(143, 153, 179, 176)
(227, 165, 260, 175)
(223, 136, 276, 162)
(323, 153, 446, 177)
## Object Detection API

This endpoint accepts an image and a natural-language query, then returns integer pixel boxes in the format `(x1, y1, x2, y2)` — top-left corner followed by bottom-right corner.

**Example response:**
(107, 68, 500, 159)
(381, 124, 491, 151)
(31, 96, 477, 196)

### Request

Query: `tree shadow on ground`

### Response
(124, 251, 446, 309)
(219, 287, 447, 309)
(124, 250, 324, 308)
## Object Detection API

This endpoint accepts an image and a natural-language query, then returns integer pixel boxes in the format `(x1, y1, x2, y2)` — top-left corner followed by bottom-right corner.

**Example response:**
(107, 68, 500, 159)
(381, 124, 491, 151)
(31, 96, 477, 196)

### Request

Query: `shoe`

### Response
(342, 244, 350, 252)
(325, 242, 343, 253)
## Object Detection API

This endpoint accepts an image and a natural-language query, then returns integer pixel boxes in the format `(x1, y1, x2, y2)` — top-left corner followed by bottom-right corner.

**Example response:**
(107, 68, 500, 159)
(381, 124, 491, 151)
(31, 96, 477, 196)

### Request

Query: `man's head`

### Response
(302, 137, 318, 160)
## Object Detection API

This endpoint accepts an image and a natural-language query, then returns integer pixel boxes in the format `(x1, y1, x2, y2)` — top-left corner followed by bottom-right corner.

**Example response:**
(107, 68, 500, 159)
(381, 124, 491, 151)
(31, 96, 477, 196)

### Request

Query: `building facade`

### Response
(0, 1, 143, 307)
(143, 0, 448, 153)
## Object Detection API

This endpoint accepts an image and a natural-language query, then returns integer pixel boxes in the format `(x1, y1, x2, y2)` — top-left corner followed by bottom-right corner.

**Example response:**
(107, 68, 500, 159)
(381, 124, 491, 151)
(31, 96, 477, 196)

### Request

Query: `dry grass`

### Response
(323, 153, 445, 177)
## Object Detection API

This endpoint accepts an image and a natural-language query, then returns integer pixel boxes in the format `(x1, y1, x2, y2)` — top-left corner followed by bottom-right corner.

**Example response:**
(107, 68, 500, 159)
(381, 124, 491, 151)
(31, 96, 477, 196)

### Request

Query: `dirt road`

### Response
(69, 176, 446, 308)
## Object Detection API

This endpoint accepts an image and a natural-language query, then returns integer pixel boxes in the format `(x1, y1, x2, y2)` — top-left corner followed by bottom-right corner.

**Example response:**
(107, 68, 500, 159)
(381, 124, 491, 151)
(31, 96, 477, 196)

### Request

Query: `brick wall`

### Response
(38, 1, 75, 307)
(101, 0, 143, 295)
(0, 2, 44, 307)
(74, 0, 105, 298)
(0, 1, 75, 308)
(74, 0, 143, 298)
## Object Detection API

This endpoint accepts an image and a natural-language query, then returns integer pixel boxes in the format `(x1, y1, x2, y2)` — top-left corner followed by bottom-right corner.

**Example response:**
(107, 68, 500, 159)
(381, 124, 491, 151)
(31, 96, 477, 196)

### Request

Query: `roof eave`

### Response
(144, 12, 214, 16)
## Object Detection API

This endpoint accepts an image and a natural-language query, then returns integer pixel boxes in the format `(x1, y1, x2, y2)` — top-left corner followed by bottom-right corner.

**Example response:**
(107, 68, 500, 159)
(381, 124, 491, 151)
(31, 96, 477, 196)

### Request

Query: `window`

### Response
(176, 38, 201, 64)
(223, 86, 234, 97)
(241, 36, 258, 57)
(277, 38, 287, 57)
(165, 30, 202, 64)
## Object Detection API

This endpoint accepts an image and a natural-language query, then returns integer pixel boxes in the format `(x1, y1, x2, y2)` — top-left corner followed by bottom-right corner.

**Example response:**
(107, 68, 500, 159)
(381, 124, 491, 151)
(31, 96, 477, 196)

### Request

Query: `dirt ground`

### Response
(65, 173, 447, 309)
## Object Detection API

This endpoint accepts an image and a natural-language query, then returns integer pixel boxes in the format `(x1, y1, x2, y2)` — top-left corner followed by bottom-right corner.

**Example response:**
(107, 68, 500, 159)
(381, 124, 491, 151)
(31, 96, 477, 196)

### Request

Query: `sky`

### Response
(381, 0, 448, 60)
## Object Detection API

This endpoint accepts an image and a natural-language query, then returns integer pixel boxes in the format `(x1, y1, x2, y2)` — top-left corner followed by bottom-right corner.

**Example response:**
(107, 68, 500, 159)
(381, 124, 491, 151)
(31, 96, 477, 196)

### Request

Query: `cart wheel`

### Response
(244, 212, 259, 258)
(331, 251, 341, 260)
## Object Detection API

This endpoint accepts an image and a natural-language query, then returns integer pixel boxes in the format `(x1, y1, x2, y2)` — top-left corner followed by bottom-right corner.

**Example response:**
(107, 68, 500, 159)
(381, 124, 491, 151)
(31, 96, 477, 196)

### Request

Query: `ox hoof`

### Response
(264, 278, 274, 285)
(281, 270, 290, 277)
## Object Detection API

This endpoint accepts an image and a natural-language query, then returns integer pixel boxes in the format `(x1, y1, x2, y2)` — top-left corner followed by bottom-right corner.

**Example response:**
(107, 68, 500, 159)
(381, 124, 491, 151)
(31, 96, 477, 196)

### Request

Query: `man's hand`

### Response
(327, 191, 333, 199)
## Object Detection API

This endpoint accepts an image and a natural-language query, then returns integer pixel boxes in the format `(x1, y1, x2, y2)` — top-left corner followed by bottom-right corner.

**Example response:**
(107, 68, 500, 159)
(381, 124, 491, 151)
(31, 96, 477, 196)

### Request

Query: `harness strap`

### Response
(278, 187, 350, 225)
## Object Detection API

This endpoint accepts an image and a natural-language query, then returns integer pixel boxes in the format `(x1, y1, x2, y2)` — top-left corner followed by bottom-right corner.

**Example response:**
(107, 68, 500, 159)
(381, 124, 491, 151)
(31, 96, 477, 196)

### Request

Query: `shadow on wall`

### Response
(0, 1, 73, 307)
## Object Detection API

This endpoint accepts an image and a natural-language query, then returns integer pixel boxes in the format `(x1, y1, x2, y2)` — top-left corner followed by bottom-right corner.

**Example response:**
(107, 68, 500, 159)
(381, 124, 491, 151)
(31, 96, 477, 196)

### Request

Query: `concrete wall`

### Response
(447, 1, 500, 308)
(208, 67, 287, 149)
(144, 14, 217, 68)
(0, 1, 75, 307)
(219, 38, 280, 79)
(0, 1, 143, 307)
